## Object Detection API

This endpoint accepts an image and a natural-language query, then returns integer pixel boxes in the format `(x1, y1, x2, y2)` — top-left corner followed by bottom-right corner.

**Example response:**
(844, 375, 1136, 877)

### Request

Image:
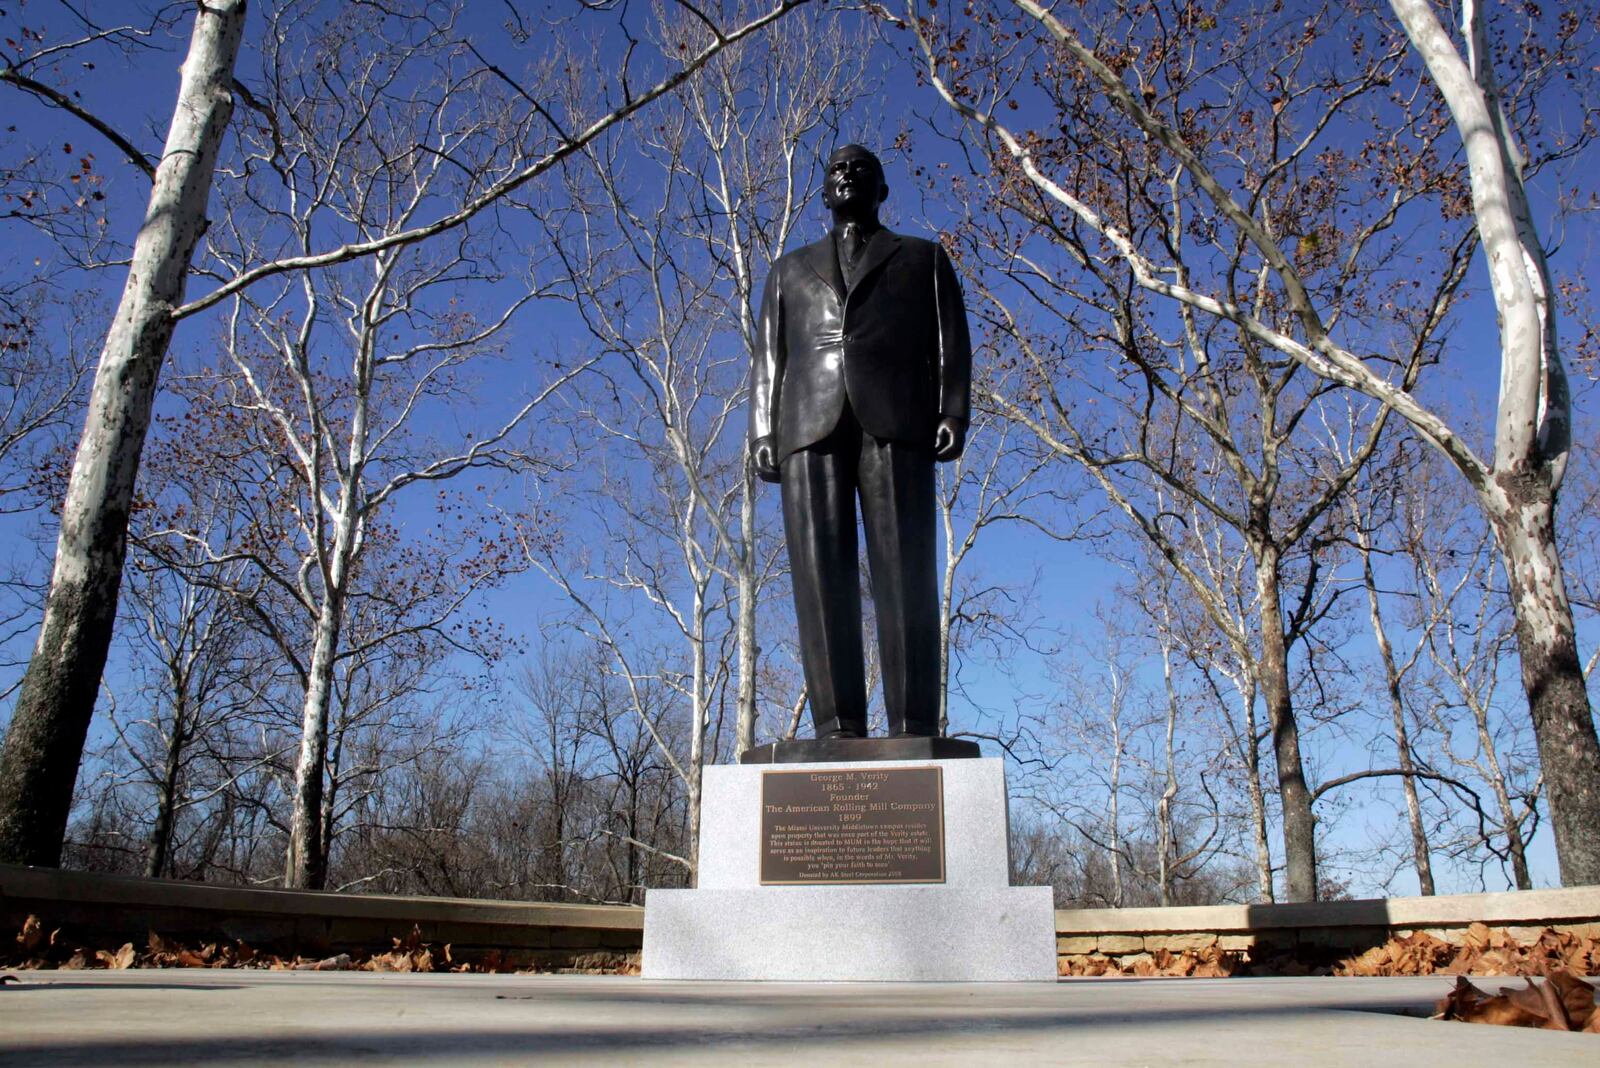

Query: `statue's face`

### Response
(822, 146, 887, 212)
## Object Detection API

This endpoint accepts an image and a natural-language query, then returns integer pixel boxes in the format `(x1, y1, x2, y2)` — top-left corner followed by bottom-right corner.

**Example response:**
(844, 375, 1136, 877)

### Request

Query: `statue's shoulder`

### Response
(891, 231, 947, 260)
(774, 237, 826, 269)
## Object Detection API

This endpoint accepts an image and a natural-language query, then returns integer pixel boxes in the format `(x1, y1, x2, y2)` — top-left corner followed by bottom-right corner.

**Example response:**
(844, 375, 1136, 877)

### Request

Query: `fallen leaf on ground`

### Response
(1434, 971, 1599, 1032)
(95, 943, 136, 970)
(293, 953, 354, 971)
(15, 916, 45, 955)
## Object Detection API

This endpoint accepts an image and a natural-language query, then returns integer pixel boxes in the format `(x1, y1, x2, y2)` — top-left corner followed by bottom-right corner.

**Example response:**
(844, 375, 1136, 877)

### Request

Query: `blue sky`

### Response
(2, 0, 1593, 898)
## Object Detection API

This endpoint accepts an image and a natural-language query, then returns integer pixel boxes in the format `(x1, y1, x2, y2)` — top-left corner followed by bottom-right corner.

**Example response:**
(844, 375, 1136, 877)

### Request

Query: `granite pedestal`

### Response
(642, 756, 1056, 981)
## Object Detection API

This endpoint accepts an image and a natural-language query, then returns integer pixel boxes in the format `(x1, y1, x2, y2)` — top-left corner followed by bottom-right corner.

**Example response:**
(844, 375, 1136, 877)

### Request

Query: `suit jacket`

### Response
(751, 228, 972, 463)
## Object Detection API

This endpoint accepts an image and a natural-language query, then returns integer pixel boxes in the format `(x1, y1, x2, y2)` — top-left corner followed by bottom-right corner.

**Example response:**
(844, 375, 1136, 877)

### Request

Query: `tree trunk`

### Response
(1485, 474, 1600, 886)
(938, 491, 957, 736)
(735, 466, 759, 753)
(143, 695, 188, 879)
(1252, 545, 1318, 901)
(1358, 537, 1435, 895)
(1105, 664, 1124, 908)
(1470, 692, 1533, 891)
(1156, 625, 1179, 907)
(685, 591, 708, 885)
(1230, 674, 1275, 903)
(0, 0, 246, 866)
(284, 596, 344, 890)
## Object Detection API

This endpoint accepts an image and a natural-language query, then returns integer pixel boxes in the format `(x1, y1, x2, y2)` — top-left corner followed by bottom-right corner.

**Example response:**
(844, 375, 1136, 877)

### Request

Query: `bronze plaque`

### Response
(760, 766, 945, 884)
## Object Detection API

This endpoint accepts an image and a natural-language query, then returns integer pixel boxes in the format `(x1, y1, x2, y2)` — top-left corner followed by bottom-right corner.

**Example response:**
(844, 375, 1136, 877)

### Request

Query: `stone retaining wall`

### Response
(1055, 886, 1600, 975)
(0, 864, 644, 970)
(11, 864, 1594, 978)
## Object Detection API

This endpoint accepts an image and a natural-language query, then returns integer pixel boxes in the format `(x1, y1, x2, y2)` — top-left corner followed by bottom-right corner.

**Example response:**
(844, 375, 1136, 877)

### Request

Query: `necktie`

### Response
(840, 224, 862, 266)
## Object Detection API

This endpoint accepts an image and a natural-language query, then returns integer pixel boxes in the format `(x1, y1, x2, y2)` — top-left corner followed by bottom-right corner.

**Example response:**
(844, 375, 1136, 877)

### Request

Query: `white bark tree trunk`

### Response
(1356, 527, 1435, 895)
(1106, 667, 1124, 908)
(1482, 478, 1600, 884)
(686, 589, 709, 884)
(283, 561, 350, 889)
(1391, 0, 1600, 885)
(1226, 672, 1275, 904)
(735, 466, 759, 754)
(938, 486, 958, 735)
(1154, 617, 1180, 907)
(0, 0, 247, 865)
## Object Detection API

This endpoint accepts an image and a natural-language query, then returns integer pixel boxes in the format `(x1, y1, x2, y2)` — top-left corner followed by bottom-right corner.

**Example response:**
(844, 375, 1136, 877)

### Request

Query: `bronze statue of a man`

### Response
(750, 144, 972, 740)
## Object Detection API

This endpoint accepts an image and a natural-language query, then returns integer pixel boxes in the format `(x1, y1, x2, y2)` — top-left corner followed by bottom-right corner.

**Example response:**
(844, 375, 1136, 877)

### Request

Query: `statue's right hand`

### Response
(751, 436, 781, 483)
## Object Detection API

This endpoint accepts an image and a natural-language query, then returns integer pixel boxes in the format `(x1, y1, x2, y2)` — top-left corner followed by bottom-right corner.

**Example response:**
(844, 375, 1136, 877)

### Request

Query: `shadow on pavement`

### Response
(0, 995, 1444, 1066)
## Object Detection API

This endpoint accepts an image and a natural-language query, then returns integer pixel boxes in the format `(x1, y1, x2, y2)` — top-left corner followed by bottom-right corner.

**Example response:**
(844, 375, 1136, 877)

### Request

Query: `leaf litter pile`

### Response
(1434, 971, 1599, 1033)
(5, 914, 637, 976)
(1340, 922, 1600, 1034)
(7, 912, 1594, 1033)
(1060, 921, 1598, 1034)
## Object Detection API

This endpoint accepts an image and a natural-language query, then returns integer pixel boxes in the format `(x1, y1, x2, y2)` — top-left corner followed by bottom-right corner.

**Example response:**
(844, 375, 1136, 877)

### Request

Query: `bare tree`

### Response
(117, 467, 275, 878)
(525, 8, 873, 873)
(0, 0, 247, 865)
(933, 386, 1063, 736)
(1349, 498, 1437, 894)
(1399, 456, 1541, 889)
(0, 0, 813, 869)
(1018, 589, 1242, 908)
(903, 0, 1600, 884)
(0, 291, 96, 693)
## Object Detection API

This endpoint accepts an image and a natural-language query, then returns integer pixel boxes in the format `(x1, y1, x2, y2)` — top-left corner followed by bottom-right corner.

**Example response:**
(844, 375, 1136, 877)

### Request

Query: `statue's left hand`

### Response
(934, 416, 967, 462)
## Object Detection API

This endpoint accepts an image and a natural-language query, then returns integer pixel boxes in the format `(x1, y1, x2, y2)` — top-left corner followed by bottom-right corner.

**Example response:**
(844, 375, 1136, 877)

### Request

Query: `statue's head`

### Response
(822, 144, 888, 214)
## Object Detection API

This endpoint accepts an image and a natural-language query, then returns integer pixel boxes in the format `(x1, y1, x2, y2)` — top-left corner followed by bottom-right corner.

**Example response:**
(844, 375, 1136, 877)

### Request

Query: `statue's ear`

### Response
(878, 183, 889, 203)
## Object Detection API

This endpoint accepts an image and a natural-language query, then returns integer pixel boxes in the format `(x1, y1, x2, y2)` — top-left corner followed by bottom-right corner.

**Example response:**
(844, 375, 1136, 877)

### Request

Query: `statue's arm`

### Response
(934, 245, 971, 462)
(750, 264, 783, 482)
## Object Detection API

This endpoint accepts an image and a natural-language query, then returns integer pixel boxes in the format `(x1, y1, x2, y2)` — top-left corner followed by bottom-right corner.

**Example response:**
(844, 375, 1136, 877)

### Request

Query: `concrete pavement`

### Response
(0, 970, 1594, 1066)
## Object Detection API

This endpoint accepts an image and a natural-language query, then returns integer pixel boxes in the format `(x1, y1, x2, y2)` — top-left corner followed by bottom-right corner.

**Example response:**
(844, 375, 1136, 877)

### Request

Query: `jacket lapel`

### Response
(847, 230, 900, 295)
(802, 237, 845, 303)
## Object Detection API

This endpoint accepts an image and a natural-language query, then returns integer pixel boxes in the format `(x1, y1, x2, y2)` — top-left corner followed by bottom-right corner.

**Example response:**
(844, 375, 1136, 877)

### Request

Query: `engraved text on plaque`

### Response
(760, 766, 945, 884)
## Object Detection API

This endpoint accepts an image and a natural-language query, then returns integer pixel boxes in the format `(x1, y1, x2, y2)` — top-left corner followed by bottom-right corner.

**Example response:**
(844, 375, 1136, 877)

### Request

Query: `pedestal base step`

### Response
(740, 736, 982, 764)
(641, 885, 1057, 981)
